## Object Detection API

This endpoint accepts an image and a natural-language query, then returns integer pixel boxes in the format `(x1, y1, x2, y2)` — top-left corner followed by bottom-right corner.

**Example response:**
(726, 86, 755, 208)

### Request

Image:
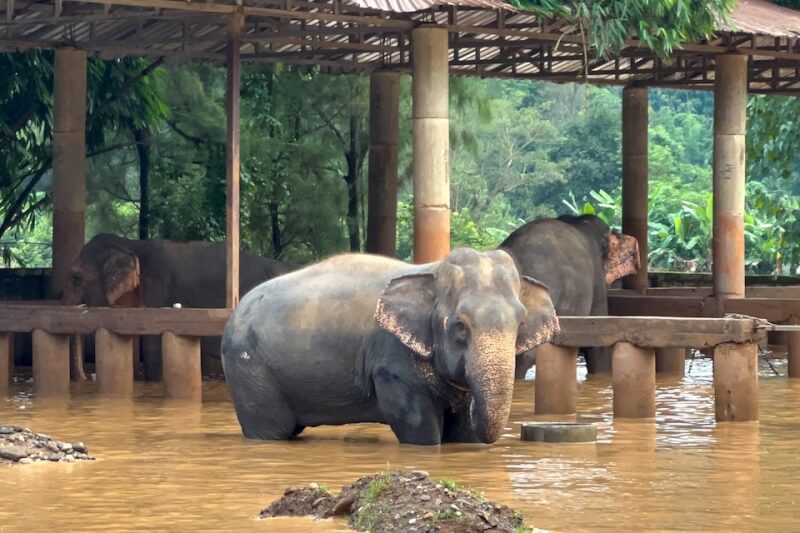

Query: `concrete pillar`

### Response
(51, 48, 87, 297)
(366, 70, 401, 257)
(655, 347, 686, 376)
(534, 344, 578, 415)
(412, 25, 450, 264)
(95, 328, 134, 397)
(0, 333, 10, 396)
(713, 342, 758, 421)
(612, 342, 656, 418)
(712, 54, 748, 308)
(786, 318, 800, 378)
(225, 12, 243, 308)
(162, 332, 201, 401)
(621, 86, 649, 292)
(32, 329, 70, 396)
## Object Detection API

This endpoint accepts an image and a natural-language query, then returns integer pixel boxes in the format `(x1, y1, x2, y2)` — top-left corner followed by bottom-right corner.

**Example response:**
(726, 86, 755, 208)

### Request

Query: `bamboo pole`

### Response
(621, 86, 649, 292)
(225, 11, 243, 308)
(51, 48, 87, 298)
(366, 70, 401, 257)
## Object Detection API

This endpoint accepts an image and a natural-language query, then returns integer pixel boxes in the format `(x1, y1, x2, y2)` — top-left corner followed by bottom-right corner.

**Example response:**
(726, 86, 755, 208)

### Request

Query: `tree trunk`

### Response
(269, 200, 282, 257)
(345, 114, 361, 252)
(134, 128, 151, 240)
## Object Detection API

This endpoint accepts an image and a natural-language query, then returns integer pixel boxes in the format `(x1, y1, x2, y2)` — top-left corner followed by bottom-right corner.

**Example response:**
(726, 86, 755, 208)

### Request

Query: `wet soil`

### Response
(0, 425, 93, 465)
(260, 470, 536, 532)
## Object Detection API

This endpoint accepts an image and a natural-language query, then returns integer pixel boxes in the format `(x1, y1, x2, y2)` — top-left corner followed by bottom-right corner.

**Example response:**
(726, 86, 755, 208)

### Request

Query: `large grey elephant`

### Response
(63, 233, 294, 381)
(221, 248, 559, 445)
(499, 214, 639, 376)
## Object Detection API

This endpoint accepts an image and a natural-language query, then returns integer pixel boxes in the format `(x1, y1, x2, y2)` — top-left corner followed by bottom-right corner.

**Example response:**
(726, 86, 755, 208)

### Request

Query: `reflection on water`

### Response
(1, 357, 799, 532)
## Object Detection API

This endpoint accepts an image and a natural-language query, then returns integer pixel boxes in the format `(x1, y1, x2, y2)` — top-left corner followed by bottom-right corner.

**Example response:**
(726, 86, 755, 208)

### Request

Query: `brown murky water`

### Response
(1, 357, 799, 532)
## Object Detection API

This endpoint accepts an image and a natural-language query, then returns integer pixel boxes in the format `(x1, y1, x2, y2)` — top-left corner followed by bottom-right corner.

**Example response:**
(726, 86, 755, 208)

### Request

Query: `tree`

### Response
(506, 0, 737, 58)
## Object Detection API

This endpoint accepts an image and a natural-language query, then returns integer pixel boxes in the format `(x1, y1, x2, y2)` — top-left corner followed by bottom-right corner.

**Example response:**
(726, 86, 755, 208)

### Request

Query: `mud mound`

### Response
(0, 425, 94, 465)
(260, 470, 538, 532)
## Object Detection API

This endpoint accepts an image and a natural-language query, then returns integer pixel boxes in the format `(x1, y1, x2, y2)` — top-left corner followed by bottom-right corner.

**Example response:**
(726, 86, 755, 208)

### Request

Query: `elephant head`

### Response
(374, 248, 559, 444)
(63, 234, 141, 307)
(557, 214, 640, 285)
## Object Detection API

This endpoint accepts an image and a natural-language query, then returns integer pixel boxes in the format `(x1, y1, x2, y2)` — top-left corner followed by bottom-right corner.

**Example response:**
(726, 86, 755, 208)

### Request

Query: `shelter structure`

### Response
(1, 0, 800, 422)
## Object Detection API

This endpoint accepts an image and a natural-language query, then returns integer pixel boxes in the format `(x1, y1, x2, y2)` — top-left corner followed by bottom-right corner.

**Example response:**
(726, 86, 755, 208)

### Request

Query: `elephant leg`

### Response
(585, 347, 612, 375)
(70, 334, 88, 382)
(141, 335, 162, 382)
(442, 412, 480, 443)
(515, 348, 536, 380)
(373, 368, 444, 445)
(230, 374, 297, 440)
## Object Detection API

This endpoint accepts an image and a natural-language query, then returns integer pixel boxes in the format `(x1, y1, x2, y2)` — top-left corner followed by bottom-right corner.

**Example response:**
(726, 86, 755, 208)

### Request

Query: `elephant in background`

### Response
(499, 214, 640, 376)
(221, 248, 559, 445)
(63, 233, 294, 381)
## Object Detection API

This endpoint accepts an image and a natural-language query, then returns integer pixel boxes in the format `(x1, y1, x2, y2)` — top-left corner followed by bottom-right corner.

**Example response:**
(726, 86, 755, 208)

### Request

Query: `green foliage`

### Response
(439, 478, 460, 491)
(506, 0, 736, 58)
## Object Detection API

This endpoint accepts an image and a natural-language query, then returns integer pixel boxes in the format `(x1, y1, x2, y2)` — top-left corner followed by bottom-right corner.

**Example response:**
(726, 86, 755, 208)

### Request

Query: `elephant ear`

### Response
(516, 275, 560, 355)
(375, 273, 435, 358)
(604, 231, 640, 285)
(102, 246, 141, 306)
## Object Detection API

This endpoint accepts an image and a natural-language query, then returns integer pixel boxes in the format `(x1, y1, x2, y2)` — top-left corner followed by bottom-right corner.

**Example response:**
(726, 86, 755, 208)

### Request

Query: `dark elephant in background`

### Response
(499, 214, 640, 377)
(63, 233, 294, 381)
(221, 248, 559, 445)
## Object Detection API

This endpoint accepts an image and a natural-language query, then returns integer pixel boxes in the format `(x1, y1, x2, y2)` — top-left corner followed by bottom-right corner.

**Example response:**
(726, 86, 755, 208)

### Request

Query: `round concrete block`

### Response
(520, 422, 597, 443)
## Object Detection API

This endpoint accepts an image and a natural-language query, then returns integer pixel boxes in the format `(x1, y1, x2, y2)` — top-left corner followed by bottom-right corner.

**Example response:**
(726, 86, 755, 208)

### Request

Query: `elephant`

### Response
(63, 233, 294, 381)
(498, 214, 640, 377)
(221, 248, 559, 445)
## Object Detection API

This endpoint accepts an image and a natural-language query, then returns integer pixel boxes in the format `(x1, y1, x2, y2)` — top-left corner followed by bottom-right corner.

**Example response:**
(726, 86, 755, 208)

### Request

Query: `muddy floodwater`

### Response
(2, 357, 800, 532)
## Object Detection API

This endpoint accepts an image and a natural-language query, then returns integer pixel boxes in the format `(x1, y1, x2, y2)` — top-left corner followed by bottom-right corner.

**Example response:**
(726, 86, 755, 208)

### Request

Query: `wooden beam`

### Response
(0, 306, 232, 336)
(552, 316, 766, 348)
(225, 10, 242, 308)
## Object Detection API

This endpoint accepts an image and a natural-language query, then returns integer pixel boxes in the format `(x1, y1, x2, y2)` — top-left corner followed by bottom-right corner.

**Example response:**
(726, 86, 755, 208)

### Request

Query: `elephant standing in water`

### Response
(221, 248, 559, 445)
(63, 233, 294, 381)
(499, 214, 640, 377)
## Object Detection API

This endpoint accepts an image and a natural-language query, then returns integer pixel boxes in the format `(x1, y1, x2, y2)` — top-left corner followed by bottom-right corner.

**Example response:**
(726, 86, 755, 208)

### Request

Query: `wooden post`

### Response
(51, 48, 87, 298)
(95, 328, 134, 397)
(612, 342, 656, 418)
(32, 329, 70, 396)
(162, 332, 201, 401)
(412, 25, 450, 264)
(655, 347, 686, 376)
(621, 86, 648, 292)
(366, 70, 401, 257)
(225, 11, 243, 308)
(534, 344, 578, 415)
(713, 342, 758, 421)
(713, 54, 748, 309)
(0, 333, 10, 395)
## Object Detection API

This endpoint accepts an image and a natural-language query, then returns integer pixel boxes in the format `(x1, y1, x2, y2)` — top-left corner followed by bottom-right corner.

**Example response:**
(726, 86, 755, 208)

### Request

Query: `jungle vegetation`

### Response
(1, 0, 799, 274)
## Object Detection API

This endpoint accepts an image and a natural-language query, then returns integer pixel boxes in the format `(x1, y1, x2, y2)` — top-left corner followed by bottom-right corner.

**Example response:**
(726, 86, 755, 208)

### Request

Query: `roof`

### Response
(1, 0, 799, 93)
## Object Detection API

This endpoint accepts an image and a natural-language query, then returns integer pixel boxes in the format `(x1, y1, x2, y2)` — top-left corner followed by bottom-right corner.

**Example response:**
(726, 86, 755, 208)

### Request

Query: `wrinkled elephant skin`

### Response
(221, 248, 559, 445)
(64, 233, 294, 381)
(499, 214, 640, 377)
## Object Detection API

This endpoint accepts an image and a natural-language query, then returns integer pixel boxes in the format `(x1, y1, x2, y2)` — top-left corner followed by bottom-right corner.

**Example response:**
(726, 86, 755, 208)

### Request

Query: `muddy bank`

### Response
(260, 470, 539, 532)
(0, 425, 93, 465)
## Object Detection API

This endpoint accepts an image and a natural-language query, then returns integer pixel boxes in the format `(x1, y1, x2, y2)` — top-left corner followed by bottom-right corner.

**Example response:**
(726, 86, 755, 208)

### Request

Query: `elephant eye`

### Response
(450, 320, 468, 345)
(71, 273, 82, 285)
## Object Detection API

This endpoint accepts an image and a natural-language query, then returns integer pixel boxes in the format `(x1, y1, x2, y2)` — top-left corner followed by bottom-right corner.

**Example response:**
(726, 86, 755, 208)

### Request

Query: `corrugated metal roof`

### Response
(726, 0, 800, 36)
(349, 0, 511, 11)
(350, 0, 800, 38)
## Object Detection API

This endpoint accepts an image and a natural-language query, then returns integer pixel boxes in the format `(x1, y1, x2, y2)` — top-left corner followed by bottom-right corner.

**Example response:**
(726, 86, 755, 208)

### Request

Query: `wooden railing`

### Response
(0, 304, 777, 423)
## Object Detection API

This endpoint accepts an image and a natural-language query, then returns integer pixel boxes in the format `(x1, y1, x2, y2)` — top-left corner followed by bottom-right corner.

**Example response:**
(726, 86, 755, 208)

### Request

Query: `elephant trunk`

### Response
(466, 331, 516, 444)
(62, 286, 88, 381)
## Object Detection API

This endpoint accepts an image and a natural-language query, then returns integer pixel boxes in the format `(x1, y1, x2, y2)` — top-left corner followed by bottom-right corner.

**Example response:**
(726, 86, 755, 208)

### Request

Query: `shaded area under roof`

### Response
(0, 0, 799, 93)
